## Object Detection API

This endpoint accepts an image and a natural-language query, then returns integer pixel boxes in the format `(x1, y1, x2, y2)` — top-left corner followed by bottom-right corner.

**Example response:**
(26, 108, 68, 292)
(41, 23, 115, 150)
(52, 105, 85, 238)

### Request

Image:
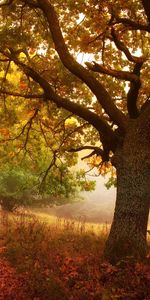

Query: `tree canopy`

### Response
(0, 0, 149, 170)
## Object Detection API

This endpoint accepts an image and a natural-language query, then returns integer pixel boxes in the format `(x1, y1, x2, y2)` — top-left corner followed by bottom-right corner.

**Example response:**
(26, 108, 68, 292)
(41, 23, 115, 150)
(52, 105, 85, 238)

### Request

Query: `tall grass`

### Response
(1, 210, 150, 300)
(0, 210, 108, 299)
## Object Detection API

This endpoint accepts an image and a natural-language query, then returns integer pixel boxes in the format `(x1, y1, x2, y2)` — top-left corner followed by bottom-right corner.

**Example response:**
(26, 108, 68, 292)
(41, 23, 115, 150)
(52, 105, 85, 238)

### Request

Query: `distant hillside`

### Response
(37, 177, 116, 224)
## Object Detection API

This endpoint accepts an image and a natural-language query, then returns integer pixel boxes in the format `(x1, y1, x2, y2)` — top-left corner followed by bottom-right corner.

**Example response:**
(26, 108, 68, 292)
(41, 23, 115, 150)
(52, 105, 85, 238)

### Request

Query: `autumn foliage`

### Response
(0, 253, 29, 300)
(0, 211, 150, 300)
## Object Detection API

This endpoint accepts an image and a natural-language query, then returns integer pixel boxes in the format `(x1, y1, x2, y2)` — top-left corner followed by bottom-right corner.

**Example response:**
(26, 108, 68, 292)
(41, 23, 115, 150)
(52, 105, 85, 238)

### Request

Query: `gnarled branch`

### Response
(85, 62, 139, 82)
(0, 89, 44, 99)
(141, 0, 150, 24)
(39, 152, 57, 191)
(68, 145, 108, 161)
(1, 49, 117, 152)
(114, 17, 150, 33)
(127, 62, 143, 118)
(111, 28, 144, 64)
(34, 0, 127, 132)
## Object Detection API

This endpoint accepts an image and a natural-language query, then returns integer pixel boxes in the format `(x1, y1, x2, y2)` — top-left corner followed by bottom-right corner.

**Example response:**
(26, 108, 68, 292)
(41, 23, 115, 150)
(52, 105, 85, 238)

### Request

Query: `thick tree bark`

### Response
(104, 111, 150, 263)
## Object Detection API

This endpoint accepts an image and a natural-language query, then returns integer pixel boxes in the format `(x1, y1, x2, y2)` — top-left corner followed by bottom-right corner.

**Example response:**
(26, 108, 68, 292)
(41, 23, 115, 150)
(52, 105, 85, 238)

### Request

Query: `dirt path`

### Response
(0, 247, 30, 300)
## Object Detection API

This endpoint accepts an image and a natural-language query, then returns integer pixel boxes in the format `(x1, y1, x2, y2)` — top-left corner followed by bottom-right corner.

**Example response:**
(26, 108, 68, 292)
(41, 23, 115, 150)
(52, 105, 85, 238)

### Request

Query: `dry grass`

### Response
(0, 210, 107, 299)
(0, 209, 150, 300)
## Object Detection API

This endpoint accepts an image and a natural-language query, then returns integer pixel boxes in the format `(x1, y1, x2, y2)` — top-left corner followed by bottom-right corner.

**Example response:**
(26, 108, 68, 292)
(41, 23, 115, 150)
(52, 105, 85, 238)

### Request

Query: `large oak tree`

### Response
(0, 0, 149, 263)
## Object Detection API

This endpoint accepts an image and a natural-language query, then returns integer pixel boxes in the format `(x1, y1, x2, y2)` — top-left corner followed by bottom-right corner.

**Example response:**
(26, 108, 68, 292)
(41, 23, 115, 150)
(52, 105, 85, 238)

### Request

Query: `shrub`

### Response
(0, 164, 95, 211)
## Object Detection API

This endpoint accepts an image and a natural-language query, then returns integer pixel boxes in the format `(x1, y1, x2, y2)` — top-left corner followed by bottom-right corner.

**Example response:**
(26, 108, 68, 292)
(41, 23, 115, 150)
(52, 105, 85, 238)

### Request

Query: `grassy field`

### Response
(31, 209, 111, 235)
(0, 209, 150, 299)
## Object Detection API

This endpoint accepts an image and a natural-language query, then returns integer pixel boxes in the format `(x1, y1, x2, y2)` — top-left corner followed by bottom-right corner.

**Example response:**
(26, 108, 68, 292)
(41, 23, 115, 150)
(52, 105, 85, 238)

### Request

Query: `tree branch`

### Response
(81, 151, 97, 161)
(127, 62, 143, 118)
(0, 108, 38, 144)
(68, 146, 108, 161)
(85, 62, 139, 82)
(0, 89, 44, 99)
(34, 0, 127, 132)
(23, 108, 38, 150)
(114, 16, 150, 32)
(39, 153, 56, 191)
(59, 123, 89, 149)
(1, 49, 117, 151)
(111, 28, 144, 64)
(141, 0, 150, 24)
(69, 145, 103, 153)
(23, 0, 40, 8)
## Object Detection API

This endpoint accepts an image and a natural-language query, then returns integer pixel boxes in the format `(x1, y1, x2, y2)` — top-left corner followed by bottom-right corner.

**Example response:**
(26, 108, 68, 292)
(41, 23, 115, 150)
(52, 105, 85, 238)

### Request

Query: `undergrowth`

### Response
(0, 210, 150, 300)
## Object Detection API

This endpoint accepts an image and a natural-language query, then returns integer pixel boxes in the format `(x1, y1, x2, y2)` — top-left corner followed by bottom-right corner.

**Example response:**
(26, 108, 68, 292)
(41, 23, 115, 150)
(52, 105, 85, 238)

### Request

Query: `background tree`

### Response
(0, 0, 149, 263)
(0, 51, 95, 211)
(0, 158, 94, 212)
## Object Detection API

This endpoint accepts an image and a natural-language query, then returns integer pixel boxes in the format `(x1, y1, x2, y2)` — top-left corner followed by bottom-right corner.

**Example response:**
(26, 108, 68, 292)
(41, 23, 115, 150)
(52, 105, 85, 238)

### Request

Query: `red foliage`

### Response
(0, 216, 150, 300)
(0, 247, 29, 300)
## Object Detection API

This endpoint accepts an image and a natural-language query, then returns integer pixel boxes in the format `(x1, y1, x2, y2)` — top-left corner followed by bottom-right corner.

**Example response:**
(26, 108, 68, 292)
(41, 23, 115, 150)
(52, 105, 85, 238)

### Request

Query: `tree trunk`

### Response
(104, 112, 150, 264)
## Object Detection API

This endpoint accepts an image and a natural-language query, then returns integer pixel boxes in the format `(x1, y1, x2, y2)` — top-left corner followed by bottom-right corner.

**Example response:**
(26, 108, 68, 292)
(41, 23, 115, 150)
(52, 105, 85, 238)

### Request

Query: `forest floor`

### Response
(0, 210, 150, 300)
(0, 247, 30, 300)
